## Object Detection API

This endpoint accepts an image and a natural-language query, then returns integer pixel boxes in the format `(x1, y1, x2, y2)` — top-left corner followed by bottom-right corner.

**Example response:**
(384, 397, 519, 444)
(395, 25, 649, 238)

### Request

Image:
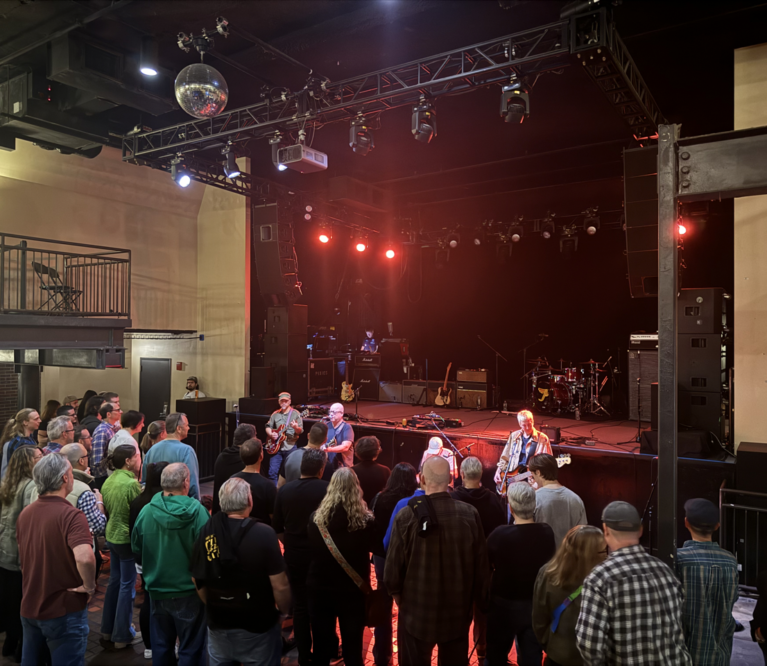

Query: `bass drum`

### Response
(549, 378, 573, 412)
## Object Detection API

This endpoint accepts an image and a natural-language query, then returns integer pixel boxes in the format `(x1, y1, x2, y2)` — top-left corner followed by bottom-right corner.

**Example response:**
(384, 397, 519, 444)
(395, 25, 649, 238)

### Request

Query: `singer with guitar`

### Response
(265, 392, 304, 486)
(494, 410, 552, 492)
(322, 403, 355, 469)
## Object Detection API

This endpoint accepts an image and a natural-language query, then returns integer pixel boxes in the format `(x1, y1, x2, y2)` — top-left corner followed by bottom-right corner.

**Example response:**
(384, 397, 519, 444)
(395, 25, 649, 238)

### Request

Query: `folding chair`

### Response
(32, 261, 82, 312)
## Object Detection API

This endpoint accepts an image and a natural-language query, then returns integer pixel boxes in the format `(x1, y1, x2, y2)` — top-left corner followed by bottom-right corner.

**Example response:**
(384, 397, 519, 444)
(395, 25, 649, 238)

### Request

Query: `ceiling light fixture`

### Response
(446, 232, 460, 249)
(500, 77, 530, 124)
(411, 96, 437, 143)
(171, 158, 191, 188)
(509, 221, 524, 242)
(140, 36, 159, 76)
(270, 132, 288, 171)
(350, 113, 375, 156)
(222, 142, 240, 179)
(583, 207, 600, 235)
(356, 241, 367, 253)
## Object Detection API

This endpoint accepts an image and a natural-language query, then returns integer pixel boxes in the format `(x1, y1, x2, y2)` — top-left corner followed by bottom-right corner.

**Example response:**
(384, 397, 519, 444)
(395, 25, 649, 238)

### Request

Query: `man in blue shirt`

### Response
(142, 413, 201, 500)
(677, 498, 738, 666)
(322, 403, 355, 470)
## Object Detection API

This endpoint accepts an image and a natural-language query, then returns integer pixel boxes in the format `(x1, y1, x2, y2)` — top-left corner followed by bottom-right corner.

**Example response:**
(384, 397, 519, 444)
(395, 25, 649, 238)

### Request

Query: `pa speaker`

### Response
(252, 203, 302, 305)
(624, 146, 658, 298)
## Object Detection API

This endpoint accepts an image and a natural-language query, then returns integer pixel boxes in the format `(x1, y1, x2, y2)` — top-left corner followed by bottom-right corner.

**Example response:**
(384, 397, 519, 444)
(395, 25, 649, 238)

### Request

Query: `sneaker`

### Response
(114, 632, 142, 649)
(143, 649, 152, 660)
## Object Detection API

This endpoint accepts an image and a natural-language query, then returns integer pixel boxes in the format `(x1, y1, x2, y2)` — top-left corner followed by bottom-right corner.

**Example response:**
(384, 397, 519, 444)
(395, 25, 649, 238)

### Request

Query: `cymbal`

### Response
(528, 357, 548, 364)
(578, 359, 599, 365)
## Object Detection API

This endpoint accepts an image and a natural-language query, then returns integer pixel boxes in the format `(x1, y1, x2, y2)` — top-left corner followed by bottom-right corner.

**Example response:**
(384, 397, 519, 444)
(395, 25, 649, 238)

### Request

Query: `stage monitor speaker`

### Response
(678, 389, 723, 439)
(175, 398, 226, 425)
(250, 366, 275, 399)
(624, 145, 658, 298)
(353, 368, 380, 400)
(252, 203, 302, 305)
(456, 382, 488, 410)
(308, 358, 334, 397)
(678, 288, 728, 334)
(639, 430, 714, 458)
(678, 334, 725, 392)
(379, 381, 403, 403)
(628, 349, 658, 422)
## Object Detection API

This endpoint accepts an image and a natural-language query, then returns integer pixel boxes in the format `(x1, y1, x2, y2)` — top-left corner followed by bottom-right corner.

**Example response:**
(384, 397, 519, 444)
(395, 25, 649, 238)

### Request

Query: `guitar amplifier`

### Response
(456, 382, 488, 410)
(379, 381, 403, 403)
(352, 368, 380, 400)
(457, 369, 489, 383)
(355, 354, 381, 367)
(402, 380, 427, 405)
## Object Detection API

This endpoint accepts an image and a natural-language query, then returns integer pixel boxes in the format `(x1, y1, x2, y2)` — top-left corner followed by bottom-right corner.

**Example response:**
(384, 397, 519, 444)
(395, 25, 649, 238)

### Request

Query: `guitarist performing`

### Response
(265, 392, 304, 486)
(494, 410, 552, 492)
(322, 402, 355, 469)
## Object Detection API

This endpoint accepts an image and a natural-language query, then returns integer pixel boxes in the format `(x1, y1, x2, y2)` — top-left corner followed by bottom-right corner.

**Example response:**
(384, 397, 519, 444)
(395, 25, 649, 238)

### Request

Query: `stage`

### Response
(230, 398, 735, 553)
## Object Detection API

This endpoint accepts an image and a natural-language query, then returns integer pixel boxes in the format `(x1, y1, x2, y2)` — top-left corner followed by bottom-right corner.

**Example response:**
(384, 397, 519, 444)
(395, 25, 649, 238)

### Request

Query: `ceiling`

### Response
(1, 0, 767, 221)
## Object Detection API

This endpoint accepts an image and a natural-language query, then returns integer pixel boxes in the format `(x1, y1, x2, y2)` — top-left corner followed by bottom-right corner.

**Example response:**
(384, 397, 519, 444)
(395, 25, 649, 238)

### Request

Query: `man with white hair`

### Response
(42, 416, 75, 456)
(60, 443, 106, 538)
(385, 456, 490, 665)
(16, 454, 96, 665)
(322, 402, 355, 469)
(131, 463, 210, 665)
(494, 410, 552, 490)
(191, 477, 291, 666)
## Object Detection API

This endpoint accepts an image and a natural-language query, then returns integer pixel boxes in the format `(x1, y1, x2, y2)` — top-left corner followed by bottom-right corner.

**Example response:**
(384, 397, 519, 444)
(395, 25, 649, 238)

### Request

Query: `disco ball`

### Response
(174, 63, 229, 119)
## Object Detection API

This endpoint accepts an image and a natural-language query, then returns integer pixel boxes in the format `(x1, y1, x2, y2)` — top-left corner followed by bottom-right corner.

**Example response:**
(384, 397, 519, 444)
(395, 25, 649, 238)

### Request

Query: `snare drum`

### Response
(564, 367, 580, 383)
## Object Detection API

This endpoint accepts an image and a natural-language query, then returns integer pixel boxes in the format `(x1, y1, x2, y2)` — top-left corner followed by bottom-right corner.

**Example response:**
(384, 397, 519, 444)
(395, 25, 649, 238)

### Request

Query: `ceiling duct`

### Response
(48, 34, 175, 116)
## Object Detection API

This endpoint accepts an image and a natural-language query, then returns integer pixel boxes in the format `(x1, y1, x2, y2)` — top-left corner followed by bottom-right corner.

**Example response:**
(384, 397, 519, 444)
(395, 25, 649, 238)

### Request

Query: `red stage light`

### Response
(356, 242, 367, 252)
(319, 233, 330, 243)
(678, 223, 687, 236)
(385, 249, 395, 259)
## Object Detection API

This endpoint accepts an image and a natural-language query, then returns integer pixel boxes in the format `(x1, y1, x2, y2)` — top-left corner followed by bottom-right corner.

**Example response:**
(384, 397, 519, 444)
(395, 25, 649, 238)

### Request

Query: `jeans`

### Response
(397, 624, 470, 666)
(21, 608, 88, 666)
(267, 450, 285, 484)
(308, 586, 366, 666)
(372, 555, 394, 666)
(208, 624, 281, 666)
(0, 566, 23, 655)
(285, 556, 312, 665)
(101, 541, 137, 643)
(485, 596, 542, 666)
(473, 600, 487, 655)
(151, 594, 207, 666)
(139, 583, 152, 650)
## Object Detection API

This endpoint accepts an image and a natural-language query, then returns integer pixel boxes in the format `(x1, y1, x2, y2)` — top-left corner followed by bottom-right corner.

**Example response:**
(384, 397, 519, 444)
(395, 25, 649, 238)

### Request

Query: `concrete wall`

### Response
(0, 143, 250, 413)
(733, 43, 767, 449)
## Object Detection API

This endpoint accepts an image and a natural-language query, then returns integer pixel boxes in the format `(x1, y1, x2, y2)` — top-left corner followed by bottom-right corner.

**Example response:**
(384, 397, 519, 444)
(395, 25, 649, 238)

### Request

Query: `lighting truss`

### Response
(122, 8, 665, 194)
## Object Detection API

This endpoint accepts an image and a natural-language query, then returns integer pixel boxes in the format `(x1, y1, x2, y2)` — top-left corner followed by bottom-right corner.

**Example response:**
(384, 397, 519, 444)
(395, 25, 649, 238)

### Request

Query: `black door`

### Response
(139, 358, 172, 424)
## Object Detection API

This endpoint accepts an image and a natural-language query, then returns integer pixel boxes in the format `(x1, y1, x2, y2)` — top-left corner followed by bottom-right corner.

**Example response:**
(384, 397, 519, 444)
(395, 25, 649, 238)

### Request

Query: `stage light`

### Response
(350, 114, 375, 156)
(356, 242, 367, 252)
(678, 223, 687, 235)
(385, 248, 396, 259)
(542, 222, 555, 239)
(319, 233, 330, 244)
(446, 232, 460, 249)
(140, 36, 159, 76)
(500, 79, 530, 124)
(222, 143, 240, 179)
(559, 227, 579, 254)
(171, 159, 191, 188)
(509, 224, 524, 243)
(583, 208, 600, 235)
(411, 97, 437, 143)
(270, 133, 288, 171)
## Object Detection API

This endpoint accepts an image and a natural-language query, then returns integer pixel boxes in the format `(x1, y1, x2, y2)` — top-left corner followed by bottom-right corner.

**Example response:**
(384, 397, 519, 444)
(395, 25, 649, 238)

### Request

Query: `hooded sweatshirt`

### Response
(451, 485, 507, 538)
(131, 492, 209, 599)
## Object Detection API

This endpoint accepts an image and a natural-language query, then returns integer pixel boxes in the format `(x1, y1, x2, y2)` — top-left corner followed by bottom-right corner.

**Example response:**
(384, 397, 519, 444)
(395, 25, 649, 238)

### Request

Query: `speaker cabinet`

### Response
(175, 398, 226, 425)
(239, 396, 279, 417)
(252, 203, 301, 304)
(402, 380, 427, 405)
(736, 442, 767, 493)
(379, 381, 403, 403)
(264, 335, 307, 372)
(678, 288, 728, 334)
(250, 366, 275, 399)
(624, 146, 658, 298)
(353, 368, 380, 400)
(456, 382, 488, 410)
(308, 358, 335, 397)
(628, 349, 658, 422)
(267, 305, 308, 335)
(678, 389, 723, 440)
(677, 334, 725, 392)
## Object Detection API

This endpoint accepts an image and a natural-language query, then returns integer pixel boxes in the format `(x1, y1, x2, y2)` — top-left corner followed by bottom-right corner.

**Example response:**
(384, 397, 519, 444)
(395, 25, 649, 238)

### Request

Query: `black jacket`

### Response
(211, 446, 245, 514)
(451, 485, 506, 538)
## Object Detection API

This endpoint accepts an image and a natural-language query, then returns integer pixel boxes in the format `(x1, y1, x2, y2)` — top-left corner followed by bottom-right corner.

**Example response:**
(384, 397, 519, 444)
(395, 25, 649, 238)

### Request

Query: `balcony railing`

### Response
(0, 233, 131, 317)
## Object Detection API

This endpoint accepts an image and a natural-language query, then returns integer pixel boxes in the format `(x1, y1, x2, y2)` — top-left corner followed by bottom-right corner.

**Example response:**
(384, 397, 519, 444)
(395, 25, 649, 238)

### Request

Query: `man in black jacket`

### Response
(211, 423, 256, 514)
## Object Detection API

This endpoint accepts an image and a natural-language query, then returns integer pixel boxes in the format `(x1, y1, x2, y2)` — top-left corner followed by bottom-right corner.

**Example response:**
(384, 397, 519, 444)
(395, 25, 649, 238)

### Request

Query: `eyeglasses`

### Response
(66, 428, 75, 433)
(79, 435, 92, 441)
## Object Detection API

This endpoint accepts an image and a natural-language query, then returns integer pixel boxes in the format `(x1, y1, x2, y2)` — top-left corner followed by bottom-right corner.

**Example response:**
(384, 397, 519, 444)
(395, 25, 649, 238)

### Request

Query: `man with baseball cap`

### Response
(183, 376, 206, 399)
(677, 498, 738, 665)
(264, 392, 303, 486)
(576, 501, 691, 665)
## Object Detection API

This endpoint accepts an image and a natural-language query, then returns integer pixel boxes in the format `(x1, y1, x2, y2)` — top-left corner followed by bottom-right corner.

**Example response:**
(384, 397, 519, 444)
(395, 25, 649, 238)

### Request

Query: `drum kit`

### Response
(526, 357, 611, 417)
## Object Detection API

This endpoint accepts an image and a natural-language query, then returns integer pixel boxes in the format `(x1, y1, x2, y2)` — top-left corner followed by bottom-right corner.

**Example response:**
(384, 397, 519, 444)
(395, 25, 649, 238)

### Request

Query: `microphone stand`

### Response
(518, 334, 546, 404)
(428, 416, 466, 463)
(477, 335, 508, 410)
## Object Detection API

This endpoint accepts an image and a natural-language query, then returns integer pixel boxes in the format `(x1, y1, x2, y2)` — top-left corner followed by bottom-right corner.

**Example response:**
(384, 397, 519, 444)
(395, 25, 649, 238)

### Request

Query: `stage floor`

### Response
(301, 399, 646, 454)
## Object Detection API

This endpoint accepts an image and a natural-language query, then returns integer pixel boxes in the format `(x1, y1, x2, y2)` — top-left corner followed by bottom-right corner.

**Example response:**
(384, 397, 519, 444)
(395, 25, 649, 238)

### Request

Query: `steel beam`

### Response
(657, 123, 679, 567)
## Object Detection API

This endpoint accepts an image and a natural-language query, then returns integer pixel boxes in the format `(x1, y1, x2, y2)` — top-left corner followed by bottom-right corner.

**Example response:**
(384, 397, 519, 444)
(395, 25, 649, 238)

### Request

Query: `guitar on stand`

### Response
(341, 381, 354, 402)
(434, 362, 452, 407)
(264, 409, 309, 455)
(496, 453, 571, 495)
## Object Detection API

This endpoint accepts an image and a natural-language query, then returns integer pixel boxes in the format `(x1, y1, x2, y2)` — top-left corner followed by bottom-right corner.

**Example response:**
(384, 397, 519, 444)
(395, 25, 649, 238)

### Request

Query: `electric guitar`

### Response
(265, 409, 309, 455)
(496, 453, 571, 495)
(434, 362, 452, 406)
(341, 381, 354, 402)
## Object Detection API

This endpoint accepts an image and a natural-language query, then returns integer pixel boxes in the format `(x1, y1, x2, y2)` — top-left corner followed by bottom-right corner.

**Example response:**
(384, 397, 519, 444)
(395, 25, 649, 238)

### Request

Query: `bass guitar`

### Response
(265, 409, 309, 455)
(434, 362, 452, 406)
(496, 453, 571, 495)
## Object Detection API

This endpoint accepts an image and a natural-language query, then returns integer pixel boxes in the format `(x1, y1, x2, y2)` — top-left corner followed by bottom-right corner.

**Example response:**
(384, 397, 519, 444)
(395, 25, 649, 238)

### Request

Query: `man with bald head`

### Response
(385, 456, 490, 666)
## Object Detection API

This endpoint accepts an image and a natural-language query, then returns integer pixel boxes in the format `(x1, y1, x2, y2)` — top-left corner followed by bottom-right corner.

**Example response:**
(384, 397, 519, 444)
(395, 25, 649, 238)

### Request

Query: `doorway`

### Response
(139, 358, 172, 424)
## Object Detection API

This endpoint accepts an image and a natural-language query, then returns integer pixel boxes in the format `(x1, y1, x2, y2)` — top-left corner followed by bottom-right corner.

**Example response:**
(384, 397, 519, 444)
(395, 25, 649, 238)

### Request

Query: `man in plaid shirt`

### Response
(677, 498, 738, 666)
(89, 403, 121, 488)
(384, 456, 490, 666)
(575, 501, 692, 665)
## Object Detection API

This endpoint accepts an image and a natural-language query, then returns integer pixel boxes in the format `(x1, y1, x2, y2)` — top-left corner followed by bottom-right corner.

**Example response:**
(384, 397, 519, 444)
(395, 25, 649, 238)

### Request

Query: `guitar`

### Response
(434, 362, 452, 406)
(265, 408, 309, 455)
(341, 381, 354, 402)
(496, 453, 572, 495)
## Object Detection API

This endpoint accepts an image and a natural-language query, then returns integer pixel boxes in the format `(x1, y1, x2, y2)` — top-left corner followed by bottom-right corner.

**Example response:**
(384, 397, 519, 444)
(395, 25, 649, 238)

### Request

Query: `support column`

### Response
(657, 124, 679, 567)
(18, 365, 41, 412)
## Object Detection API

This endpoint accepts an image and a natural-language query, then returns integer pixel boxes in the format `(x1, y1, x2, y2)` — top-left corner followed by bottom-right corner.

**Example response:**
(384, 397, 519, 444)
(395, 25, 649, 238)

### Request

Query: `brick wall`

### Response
(0, 364, 19, 426)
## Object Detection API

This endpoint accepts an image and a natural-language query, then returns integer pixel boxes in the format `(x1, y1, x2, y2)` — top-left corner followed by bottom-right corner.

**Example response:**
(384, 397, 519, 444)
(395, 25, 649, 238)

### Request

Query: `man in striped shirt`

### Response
(677, 498, 738, 666)
(576, 501, 691, 665)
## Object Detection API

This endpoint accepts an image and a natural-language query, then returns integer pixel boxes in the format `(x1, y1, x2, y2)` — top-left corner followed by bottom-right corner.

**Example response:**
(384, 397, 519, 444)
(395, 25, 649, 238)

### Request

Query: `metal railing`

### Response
(0, 233, 131, 317)
(720, 487, 767, 589)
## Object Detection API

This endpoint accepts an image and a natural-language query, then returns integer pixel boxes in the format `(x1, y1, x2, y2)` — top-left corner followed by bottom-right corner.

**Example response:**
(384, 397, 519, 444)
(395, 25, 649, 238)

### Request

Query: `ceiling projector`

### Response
(277, 144, 328, 173)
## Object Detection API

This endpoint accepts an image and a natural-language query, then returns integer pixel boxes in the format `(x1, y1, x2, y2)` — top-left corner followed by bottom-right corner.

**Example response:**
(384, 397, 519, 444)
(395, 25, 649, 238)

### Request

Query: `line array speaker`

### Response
(624, 145, 658, 298)
(252, 203, 302, 305)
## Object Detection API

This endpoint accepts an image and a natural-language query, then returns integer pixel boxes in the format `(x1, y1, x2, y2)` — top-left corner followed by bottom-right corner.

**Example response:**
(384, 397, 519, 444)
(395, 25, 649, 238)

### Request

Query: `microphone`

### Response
(539, 333, 548, 337)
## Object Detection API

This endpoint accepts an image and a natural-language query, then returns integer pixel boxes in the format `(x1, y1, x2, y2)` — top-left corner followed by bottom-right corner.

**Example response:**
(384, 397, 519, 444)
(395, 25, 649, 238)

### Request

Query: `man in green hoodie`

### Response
(131, 463, 209, 665)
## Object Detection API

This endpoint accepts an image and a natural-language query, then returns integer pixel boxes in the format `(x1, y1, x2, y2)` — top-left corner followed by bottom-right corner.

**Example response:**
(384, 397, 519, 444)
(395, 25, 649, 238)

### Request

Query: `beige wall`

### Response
(734, 43, 767, 449)
(0, 143, 250, 413)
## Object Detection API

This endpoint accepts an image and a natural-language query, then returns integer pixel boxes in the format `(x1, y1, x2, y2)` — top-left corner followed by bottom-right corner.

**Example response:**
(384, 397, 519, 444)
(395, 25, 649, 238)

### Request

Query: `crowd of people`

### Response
(0, 395, 759, 666)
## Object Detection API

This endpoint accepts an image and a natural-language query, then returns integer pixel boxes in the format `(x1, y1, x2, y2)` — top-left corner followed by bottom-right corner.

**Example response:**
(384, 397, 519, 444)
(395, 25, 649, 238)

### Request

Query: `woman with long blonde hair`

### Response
(532, 525, 608, 665)
(0, 408, 41, 480)
(307, 467, 374, 666)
